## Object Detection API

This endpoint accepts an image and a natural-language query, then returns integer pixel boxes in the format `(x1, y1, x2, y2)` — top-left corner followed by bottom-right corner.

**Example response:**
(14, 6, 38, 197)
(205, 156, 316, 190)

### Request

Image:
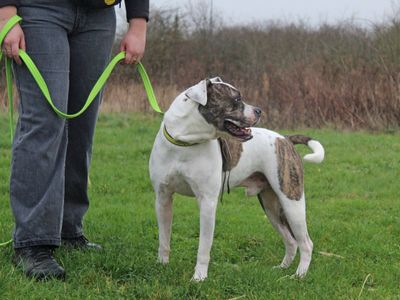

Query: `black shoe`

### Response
(62, 235, 102, 250)
(12, 246, 65, 281)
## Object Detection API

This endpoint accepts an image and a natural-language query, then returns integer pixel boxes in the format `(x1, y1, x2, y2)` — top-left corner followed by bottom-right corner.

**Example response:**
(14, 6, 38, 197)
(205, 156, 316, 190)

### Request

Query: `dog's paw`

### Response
(191, 272, 207, 282)
(293, 260, 310, 278)
(191, 265, 208, 282)
(272, 263, 290, 270)
(294, 267, 308, 278)
(157, 255, 169, 264)
(288, 273, 305, 280)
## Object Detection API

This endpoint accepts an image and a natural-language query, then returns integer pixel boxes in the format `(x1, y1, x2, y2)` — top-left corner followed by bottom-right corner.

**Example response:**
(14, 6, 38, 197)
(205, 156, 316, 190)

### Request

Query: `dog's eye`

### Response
(234, 97, 242, 102)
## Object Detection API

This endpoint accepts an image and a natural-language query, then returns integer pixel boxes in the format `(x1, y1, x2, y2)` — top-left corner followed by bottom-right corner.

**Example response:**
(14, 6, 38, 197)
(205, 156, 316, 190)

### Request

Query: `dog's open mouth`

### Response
(224, 119, 253, 141)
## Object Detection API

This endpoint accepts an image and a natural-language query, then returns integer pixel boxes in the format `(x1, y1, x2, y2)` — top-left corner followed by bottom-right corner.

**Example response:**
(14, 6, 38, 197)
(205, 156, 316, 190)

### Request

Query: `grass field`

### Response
(0, 113, 399, 299)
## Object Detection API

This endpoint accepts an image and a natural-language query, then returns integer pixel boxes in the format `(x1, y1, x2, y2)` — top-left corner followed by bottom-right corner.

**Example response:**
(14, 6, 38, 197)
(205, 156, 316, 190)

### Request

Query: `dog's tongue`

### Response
(227, 122, 250, 136)
(237, 127, 251, 136)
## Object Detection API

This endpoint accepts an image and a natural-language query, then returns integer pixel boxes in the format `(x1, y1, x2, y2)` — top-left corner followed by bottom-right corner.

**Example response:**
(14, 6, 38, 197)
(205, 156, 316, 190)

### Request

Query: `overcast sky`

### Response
(154, 0, 397, 25)
(117, 0, 398, 30)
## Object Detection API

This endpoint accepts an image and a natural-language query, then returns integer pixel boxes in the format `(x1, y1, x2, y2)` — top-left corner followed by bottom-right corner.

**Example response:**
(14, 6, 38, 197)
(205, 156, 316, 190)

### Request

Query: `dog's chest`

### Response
(161, 170, 196, 197)
(152, 138, 223, 197)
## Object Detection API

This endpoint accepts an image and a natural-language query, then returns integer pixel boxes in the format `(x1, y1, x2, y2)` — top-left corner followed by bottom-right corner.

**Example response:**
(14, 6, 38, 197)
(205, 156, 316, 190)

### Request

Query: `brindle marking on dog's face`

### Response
(275, 138, 304, 201)
(198, 81, 245, 130)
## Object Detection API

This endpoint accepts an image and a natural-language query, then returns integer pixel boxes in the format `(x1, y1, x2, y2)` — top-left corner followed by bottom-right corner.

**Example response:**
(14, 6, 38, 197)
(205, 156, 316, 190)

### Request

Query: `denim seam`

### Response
(13, 237, 61, 249)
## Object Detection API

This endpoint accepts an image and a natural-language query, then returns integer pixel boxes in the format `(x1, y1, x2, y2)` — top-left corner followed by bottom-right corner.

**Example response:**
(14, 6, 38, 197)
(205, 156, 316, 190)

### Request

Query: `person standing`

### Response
(0, 0, 148, 280)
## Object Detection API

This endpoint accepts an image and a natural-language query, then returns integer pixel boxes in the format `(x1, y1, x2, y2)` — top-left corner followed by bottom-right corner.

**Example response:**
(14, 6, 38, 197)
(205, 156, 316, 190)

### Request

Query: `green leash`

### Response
(0, 15, 162, 247)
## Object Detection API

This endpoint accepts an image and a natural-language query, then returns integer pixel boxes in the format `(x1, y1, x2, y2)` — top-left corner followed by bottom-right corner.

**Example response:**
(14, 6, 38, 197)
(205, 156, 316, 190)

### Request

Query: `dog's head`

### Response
(186, 77, 261, 141)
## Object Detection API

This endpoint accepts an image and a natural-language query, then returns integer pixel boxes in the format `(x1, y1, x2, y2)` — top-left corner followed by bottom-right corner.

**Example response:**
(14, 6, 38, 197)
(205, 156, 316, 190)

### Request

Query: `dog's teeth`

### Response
(224, 120, 252, 138)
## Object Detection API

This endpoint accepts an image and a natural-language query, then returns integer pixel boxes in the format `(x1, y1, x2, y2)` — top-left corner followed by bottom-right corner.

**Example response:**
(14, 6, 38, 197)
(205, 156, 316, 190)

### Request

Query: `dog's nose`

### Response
(254, 107, 262, 117)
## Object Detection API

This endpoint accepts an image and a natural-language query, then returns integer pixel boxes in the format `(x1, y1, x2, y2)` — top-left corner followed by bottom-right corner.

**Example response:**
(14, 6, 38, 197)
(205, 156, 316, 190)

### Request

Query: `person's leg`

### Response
(61, 6, 116, 240)
(10, 1, 76, 280)
(11, 3, 75, 249)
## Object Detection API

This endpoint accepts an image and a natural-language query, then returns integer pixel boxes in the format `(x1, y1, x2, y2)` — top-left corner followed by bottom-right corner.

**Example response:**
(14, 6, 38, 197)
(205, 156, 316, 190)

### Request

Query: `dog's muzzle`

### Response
(223, 107, 261, 141)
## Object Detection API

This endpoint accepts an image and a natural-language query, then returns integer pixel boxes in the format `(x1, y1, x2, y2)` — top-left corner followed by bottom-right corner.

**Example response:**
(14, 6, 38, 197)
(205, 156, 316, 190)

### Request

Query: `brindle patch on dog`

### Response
(198, 82, 244, 131)
(275, 138, 304, 201)
(285, 135, 312, 145)
(218, 137, 243, 171)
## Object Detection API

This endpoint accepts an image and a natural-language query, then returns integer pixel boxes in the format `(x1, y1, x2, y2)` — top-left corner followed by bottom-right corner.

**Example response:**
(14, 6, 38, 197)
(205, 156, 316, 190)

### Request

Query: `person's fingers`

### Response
(120, 37, 144, 64)
(19, 34, 26, 51)
(3, 44, 12, 58)
(125, 51, 143, 64)
(135, 54, 143, 63)
(124, 50, 133, 64)
(129, 53, 143, 65)
(131, 56, 138, 64)
(11, 43, 21, 65)
(121, 43, 135, 64)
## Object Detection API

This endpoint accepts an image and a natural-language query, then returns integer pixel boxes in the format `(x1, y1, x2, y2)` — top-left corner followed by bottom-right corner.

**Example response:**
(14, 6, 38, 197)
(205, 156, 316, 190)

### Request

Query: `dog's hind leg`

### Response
(269, 136, 313, 277)
(258, 189, 298, 269)
(156, 190, 174, 264)
(278, 195, 313, 277)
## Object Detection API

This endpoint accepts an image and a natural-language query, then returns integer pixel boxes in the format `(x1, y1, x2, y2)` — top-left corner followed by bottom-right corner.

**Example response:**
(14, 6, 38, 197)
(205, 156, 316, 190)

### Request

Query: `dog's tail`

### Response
(285, 135, 325, 164)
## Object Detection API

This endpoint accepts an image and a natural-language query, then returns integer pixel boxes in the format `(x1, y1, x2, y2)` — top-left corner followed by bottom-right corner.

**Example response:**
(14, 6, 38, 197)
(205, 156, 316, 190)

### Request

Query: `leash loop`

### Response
(0, 15, 162, 119)
(0, 15, 162, 247)
(17, 50, 162, 118)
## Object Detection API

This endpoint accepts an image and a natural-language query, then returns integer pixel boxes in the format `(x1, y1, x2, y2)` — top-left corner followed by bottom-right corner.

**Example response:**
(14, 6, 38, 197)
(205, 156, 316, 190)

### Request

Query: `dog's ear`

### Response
(185, 79, 208, 106)
(210, 76, 223, 83)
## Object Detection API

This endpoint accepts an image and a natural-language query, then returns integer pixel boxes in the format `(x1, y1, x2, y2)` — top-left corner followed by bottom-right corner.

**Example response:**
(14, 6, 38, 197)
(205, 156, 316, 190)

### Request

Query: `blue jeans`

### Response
(10, 0, 116, 248)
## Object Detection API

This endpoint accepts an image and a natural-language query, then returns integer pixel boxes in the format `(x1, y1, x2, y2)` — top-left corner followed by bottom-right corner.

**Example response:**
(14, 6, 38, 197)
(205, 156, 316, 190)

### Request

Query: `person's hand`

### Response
(0, 6, 26, 65)
(120, 18, 147, 65)
(2, 23, 25, 64)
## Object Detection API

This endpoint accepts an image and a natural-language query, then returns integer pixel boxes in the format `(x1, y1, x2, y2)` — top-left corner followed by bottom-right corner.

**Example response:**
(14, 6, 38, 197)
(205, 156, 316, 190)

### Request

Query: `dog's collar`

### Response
(163, 126, 199, 147)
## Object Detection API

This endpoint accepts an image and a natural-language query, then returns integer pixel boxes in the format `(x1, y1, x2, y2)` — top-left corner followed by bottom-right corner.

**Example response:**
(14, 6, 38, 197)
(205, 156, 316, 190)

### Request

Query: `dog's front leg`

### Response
(156, 190, 173, 264)
(192, 197, 218, 282)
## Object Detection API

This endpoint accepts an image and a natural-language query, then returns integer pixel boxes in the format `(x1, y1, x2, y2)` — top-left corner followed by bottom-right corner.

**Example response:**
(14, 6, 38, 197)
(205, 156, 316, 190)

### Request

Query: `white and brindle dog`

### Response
(149, 77, 325, 281)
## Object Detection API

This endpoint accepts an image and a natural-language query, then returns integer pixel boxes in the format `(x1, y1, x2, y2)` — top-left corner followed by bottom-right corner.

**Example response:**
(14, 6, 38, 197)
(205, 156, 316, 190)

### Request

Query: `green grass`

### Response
(0, 113, 399, 299)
